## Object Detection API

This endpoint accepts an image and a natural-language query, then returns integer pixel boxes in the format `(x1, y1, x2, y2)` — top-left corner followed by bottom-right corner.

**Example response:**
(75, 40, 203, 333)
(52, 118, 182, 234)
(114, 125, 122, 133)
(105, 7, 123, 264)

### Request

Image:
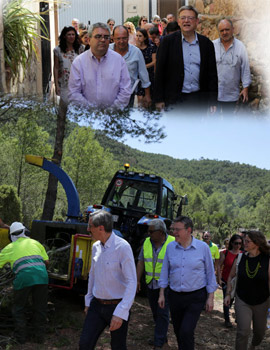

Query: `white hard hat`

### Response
(9, 222, 25, 235)
(9, 222, 29, 242)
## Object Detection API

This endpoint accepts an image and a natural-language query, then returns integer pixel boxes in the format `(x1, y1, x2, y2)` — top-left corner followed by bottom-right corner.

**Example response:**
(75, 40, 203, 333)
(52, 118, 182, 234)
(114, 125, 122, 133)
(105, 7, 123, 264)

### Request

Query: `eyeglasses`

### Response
(127, 27, 131, 30)
(179, 16, 196, 21)
(233, 242, 242, 246)
(93, 34, 110, 40)
(142, 19, 147, 22)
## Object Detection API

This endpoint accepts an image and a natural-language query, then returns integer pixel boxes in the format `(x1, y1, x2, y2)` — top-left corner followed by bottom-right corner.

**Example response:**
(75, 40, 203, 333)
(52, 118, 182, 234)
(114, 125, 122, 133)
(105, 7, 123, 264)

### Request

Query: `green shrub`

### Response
(0, 185, 22, 224)
(125, 15, 140, 28)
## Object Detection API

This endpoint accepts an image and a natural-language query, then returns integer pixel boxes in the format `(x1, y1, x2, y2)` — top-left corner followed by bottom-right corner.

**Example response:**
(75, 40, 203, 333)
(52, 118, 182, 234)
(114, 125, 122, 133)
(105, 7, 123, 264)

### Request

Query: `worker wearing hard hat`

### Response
(0, 222, 49, 344)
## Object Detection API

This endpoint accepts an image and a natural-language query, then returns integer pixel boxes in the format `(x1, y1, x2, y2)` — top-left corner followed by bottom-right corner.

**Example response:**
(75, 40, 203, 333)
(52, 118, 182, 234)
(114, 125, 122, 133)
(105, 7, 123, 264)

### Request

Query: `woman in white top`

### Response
(53, 26, 84, 115)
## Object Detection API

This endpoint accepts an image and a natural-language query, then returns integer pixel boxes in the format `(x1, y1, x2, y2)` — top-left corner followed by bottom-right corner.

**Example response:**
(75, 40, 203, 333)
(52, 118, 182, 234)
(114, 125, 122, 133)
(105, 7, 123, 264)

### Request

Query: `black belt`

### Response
(170, 286, 206, 295)
(95, 298, 122, 305)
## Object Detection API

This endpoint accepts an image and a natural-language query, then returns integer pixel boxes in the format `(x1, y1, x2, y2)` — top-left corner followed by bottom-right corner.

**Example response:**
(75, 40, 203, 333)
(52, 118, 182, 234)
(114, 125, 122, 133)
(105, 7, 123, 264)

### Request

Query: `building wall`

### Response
(157, 0, 185, 19)
(58, 0, 158, 29)
(189, 0, 270, 112)
(123, 0, 149, 21)
(58, 0, 123, 29)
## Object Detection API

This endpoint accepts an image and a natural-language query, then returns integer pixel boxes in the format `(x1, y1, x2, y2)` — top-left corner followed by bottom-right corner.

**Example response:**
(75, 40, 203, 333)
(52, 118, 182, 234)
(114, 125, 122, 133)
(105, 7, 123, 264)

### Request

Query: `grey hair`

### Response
(88, 22, 110, 37)
(152, 15, 161, 22)
(178, 5, 199, 18)
(148, 219, 167, 233)
(216, 17, 233, 29)
(89, 210, 113, 232)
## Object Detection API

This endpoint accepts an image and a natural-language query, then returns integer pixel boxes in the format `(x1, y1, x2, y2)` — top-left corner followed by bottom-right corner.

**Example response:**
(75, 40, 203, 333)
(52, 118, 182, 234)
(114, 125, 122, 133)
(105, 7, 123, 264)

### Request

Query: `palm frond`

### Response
(3, 0, 49, 81)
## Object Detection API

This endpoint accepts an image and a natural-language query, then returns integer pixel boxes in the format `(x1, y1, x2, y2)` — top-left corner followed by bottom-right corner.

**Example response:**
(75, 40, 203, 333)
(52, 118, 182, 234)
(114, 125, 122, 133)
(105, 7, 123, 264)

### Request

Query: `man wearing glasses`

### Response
(68, 23, 131, 109)
(213, 18, 251, 115)
(158, 216, 217, 350)
(136, 219, 174, 350)
(154, 5, 218, 113)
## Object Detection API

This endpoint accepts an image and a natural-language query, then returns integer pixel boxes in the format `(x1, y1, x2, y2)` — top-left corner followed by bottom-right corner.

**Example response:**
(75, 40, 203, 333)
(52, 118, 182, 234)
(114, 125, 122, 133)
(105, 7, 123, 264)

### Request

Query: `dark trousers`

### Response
(168, 287, 207, 350)
(147, 287, 169, 347)
(13, 284, 48, 343)
(221, 281, 233, 322)
(172, 91, 212, 116)
(218, 101, 237, 115)
(128, 93, 135, 108)
(79, 298, 129, 350)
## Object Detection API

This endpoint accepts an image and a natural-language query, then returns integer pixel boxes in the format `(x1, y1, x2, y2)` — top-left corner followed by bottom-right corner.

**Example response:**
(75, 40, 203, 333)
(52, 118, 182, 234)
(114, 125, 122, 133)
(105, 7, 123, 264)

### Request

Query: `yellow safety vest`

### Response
(143, 235, 175, 284)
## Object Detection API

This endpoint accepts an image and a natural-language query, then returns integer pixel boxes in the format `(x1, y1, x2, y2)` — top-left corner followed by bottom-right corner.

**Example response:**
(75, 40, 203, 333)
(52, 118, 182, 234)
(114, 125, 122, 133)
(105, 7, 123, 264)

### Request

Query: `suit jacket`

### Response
(154, 31, 218, 106)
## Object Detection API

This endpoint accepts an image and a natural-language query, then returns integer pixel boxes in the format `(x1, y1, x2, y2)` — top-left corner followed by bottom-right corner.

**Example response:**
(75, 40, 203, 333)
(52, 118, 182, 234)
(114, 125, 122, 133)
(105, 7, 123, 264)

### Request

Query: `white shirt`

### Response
(85, 232, 136, 321)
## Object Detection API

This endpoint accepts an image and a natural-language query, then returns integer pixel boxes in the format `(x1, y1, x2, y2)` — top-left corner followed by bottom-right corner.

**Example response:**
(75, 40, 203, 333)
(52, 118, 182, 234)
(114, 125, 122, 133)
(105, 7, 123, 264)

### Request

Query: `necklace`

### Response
(245, 258, 261, 279)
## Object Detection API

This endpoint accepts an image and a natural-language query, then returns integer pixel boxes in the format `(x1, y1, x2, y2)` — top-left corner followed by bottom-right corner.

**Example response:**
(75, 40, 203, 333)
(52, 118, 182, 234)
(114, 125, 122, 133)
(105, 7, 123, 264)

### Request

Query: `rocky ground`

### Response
(1, 288, 269, 350)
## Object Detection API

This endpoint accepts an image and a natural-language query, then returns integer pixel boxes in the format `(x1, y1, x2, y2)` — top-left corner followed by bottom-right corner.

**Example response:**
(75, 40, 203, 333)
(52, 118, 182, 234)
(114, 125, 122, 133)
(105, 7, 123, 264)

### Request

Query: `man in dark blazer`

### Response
(154, 5, 218, 112)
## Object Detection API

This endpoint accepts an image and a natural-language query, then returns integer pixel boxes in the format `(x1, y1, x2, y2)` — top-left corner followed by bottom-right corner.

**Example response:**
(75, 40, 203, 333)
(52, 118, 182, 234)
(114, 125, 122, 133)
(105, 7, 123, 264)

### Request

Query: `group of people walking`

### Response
(80, 211, 269, 350)
(53, 4, 251, 117)
(0, 210, 269, 349)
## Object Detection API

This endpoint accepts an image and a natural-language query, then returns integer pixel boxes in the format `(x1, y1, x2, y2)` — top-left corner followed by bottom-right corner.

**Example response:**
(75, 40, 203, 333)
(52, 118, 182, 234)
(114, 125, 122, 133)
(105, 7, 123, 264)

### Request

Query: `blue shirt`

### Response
(213, 37, 251, 102)
(182, 33, 201, 93)
(85, 232, 137, 321)
(159, 236, 217, 294)
(110, 43, 151, 92)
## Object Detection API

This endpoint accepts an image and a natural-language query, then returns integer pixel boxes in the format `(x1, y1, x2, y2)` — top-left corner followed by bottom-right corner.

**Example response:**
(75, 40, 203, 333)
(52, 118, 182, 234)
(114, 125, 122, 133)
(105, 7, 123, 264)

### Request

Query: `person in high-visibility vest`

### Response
(202, 231, 220, 272)
(0, 222, 49, 344)
(136, 219, 174, 350)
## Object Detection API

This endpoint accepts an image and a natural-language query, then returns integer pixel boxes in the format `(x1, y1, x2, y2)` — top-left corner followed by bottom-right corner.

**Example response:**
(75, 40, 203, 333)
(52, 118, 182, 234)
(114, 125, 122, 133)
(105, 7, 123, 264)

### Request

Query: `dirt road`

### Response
(6, 289, 270, 350)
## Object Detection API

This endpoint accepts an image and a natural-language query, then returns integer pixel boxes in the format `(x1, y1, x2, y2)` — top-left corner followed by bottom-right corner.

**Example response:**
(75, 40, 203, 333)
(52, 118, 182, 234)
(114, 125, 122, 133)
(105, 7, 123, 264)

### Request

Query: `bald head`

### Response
(144, 23, 154, 37)
(217, 18, 234, 44)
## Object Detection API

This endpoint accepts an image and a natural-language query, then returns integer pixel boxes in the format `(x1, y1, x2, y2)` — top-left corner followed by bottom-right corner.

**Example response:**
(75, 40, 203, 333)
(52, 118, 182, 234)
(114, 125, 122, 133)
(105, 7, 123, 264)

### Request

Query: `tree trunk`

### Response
(41, 101, 67, 220)
(0, 0, 7, 94)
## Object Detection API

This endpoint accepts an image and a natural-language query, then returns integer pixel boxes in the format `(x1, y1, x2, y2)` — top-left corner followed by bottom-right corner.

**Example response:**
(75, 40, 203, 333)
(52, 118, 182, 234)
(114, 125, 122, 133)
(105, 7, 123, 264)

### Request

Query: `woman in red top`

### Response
(217, 234, 243, 327)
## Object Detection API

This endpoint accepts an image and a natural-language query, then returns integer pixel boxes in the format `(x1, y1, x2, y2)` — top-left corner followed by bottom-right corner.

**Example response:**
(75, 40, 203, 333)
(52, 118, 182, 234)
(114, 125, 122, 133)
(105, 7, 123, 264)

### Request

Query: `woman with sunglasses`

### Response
(107, 18, 115, 43)
(217, 234, 243, 328)
(225, 231, 270, 350)
(137, 16, 148, 30)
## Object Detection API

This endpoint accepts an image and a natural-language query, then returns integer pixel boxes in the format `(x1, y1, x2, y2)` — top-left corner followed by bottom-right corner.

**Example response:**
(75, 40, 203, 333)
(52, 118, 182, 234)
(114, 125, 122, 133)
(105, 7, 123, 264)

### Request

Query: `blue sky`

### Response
(123, 110, 270, 170)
